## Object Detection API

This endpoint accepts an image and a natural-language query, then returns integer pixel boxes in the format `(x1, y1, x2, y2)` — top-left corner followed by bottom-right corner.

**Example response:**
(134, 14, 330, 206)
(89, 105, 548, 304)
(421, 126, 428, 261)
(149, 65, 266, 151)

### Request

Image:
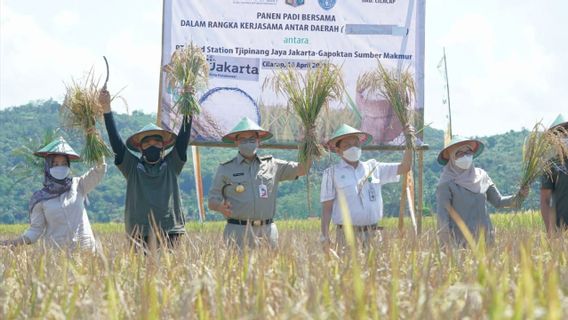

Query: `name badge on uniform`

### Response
(259, 183, 268, 199)
(368, 186, 377, 201)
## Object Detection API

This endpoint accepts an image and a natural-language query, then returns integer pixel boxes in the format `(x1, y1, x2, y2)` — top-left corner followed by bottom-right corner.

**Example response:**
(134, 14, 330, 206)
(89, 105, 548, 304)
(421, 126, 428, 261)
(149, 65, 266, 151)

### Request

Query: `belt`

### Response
(227, 218, 273, 226)
(337, 224, 383, 232)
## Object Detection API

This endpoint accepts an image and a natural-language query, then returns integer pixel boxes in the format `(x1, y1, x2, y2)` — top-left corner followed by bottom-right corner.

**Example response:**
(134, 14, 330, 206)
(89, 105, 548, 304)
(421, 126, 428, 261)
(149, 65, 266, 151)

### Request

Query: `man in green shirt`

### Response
(100, 89, 191, 248)
(541, 114, 568, 233)
(208, 117, 309, 248)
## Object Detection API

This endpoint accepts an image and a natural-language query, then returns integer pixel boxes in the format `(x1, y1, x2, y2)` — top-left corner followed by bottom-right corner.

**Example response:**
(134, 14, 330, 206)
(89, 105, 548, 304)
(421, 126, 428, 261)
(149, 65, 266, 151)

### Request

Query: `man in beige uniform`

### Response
(208, 117, 309, 248)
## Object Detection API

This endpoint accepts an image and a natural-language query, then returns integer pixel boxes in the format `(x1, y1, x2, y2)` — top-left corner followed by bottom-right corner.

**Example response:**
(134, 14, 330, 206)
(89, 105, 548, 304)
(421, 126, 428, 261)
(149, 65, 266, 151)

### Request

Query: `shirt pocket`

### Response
(258, 171, 275, 193)
(334, 176, 358, 199)
(367, 177, 381, 202)
(224, 176, 250, 200)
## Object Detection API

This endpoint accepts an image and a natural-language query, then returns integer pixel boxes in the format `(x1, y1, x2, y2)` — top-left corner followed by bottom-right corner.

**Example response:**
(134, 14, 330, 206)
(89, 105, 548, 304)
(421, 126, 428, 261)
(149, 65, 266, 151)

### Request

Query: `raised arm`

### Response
(78, 158, 107, 195)
(99, 89, 126, 165)
(175, 116, 192, 162)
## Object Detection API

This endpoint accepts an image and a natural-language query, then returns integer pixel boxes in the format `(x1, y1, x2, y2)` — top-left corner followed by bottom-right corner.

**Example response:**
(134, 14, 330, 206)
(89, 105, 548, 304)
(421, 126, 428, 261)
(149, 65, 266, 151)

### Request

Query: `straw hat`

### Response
(437, 136, 484, 165)
(34, 137, 80, 160)
(549, 114, 568, 130)
(326, 124, 372, 152)
(126, 123, 177, 151)
(222, 117, 272, 143)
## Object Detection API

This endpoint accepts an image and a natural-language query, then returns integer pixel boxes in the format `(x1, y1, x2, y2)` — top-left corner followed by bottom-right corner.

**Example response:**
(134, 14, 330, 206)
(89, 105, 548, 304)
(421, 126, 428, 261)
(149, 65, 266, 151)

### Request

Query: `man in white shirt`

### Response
(319, 124, 412, 248)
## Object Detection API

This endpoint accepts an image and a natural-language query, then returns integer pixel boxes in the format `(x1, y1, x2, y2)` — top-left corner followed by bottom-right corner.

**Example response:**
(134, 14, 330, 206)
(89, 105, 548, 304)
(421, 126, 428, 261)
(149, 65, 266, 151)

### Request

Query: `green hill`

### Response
(0, 100, 538, 224)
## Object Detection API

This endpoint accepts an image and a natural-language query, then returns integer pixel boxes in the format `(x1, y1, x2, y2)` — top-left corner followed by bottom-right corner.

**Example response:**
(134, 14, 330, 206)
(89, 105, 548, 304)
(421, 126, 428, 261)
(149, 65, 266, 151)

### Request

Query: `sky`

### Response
(1, 0, 567, 137)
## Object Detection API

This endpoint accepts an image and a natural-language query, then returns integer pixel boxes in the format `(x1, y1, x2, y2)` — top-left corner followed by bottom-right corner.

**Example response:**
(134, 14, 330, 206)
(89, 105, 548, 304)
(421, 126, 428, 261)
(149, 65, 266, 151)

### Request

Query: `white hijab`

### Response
(438, 147, 493, 194)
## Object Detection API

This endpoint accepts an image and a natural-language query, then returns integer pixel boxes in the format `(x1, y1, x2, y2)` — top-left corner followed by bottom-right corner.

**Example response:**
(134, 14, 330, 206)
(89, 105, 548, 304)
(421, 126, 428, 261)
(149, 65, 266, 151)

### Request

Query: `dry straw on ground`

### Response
(61, 70, 112, 165)
(163, 43, 209, 118)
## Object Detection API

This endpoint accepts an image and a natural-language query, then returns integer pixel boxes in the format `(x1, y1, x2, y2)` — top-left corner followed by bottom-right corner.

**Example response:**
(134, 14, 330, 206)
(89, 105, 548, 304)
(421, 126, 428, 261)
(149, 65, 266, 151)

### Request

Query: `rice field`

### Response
(0, 212, 566, 319)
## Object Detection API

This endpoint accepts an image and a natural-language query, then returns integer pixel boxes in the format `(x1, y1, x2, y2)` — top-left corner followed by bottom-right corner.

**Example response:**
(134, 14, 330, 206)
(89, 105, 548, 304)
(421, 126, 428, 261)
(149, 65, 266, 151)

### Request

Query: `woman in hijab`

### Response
(0, 137, 106, 252)
(436, 137, 528, 247)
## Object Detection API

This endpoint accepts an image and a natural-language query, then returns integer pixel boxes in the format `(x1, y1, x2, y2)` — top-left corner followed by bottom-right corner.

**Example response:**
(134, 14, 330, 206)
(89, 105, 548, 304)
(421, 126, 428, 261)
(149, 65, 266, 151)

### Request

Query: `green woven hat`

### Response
(126, 123, 177, 151)
(222, 117, 273, 143)
(437, 136, 484, 165)
(34, 136, 80, 160)
(549, 114, 568, 130)
(326, 124, 372, 152)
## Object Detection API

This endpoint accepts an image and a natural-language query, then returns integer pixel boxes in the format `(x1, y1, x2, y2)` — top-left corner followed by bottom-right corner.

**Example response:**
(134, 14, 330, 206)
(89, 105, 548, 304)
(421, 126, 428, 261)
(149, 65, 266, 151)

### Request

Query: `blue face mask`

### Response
(238, 141, 258, 157)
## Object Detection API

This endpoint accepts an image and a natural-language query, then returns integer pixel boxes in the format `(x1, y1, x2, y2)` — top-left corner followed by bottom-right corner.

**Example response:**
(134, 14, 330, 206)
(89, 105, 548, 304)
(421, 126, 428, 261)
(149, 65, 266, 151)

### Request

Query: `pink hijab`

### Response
(438, 146, 493, 194)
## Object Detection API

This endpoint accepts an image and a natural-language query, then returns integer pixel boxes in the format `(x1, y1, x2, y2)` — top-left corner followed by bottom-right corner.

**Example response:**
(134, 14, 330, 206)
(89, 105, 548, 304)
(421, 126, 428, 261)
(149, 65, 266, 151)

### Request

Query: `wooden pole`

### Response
(407, 173, 417, 235)
(191, 146, 206, 222)
(417, 150, 424, 234)
(398, 172, 407, 232)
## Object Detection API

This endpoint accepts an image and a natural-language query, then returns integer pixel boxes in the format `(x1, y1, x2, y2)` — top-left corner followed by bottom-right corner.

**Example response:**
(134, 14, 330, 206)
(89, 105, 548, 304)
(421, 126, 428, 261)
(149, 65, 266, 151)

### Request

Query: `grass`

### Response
(1, 212, 567, 319)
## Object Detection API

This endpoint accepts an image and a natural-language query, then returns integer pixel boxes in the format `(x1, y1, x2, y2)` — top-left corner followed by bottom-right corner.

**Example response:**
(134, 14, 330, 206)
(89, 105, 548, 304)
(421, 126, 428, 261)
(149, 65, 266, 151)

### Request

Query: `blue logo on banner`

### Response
(318, 0, 336, 10)
(286, 0, 305, 7)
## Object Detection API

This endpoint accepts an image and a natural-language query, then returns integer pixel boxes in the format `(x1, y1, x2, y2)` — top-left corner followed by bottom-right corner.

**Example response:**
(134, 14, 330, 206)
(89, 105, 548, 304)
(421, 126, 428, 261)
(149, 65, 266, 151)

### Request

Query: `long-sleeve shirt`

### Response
(23, 163, 107, 251)
(103, 113, 192, 165)
(103, 113, 192, 236)
(436, 181, 519, 246)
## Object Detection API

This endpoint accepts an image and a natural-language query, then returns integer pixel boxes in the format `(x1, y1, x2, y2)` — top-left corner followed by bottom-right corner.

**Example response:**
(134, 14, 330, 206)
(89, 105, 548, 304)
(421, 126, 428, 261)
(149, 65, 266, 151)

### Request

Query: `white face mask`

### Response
(342, 146, 361, 162)
(50, 166, 70, 180)
(454, 155, 473, 170)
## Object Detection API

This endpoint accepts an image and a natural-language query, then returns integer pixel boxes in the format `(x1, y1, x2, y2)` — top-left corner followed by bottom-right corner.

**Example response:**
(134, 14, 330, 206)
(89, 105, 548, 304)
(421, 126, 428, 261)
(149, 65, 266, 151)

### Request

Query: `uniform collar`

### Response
(339, 158, 360, 169)
(237, 152, 259, 164)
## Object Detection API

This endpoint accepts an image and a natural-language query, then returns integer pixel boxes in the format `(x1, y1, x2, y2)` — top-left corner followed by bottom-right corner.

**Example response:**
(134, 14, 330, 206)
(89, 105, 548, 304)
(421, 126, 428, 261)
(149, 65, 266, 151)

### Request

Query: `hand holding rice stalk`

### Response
(357, 60, 416, 149)
(163, 43, 209, 119)
(517, 122, 568, 199)
(61, 69, 112, 165)
(265, 61, 344, 164)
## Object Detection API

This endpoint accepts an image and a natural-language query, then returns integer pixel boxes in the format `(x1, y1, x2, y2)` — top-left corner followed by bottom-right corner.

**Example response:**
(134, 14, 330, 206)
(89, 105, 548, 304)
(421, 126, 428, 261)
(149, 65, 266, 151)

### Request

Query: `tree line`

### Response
(0, 100, 536, 224)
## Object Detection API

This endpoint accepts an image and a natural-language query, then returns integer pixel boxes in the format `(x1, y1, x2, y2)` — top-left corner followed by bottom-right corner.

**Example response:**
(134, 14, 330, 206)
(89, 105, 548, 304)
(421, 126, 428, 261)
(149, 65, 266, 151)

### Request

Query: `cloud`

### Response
(53, 10, 80, 28)
(0, 5, 97, 108)
(424, 3, 567, 137)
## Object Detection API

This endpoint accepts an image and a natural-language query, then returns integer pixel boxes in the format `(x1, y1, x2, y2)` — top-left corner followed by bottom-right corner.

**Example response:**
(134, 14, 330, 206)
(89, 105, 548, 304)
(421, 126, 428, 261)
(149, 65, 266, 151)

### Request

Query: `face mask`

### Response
(238, 141, 258, 157)
(454, 154, 473, 170)
(342, 146, 361, 162)
(50, 166, 70, 180)
(143, 146, 163, 164)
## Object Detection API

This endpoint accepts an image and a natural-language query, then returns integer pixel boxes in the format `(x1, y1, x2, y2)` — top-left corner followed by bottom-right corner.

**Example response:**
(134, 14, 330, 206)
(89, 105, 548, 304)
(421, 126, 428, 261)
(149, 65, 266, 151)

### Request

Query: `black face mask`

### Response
(142, 146, 162, 164)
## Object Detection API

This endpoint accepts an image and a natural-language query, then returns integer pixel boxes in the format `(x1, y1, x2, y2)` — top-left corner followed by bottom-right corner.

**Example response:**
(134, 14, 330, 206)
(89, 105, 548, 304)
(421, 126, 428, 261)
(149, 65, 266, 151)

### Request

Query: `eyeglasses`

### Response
(455, 149, 474, 158)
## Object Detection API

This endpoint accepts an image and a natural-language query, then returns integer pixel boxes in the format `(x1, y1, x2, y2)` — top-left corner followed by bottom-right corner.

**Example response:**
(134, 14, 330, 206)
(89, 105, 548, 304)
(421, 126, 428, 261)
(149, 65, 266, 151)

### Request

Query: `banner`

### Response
(160, 0, 425, 146)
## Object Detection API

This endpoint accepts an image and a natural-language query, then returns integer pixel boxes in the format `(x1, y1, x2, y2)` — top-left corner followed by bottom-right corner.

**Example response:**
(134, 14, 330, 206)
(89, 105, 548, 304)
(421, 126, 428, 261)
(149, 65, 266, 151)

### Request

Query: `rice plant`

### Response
(163, 43, 209, 118)
(518, 122, 568, 198)
(0, 213, 567, 319)
(264, 61, 345, 164)
(61, 69, 113, 165)
(357, 60, 416, 150)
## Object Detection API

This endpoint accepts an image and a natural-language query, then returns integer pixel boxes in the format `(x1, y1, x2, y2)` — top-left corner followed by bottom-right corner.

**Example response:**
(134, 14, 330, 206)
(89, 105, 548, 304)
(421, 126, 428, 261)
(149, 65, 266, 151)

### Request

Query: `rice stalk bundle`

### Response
(163, 43, 209, 118)
(61, 69, 112, 165)
(264, 61, 344, 164)
(517, 122, 568, 198)
(357, 60, 416, 150)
